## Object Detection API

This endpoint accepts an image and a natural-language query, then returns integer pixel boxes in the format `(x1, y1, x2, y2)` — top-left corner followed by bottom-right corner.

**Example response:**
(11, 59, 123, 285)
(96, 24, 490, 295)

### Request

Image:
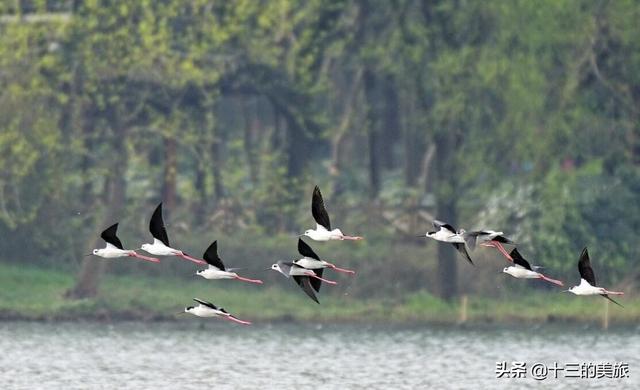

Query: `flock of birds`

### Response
(88, 185, 625, 325)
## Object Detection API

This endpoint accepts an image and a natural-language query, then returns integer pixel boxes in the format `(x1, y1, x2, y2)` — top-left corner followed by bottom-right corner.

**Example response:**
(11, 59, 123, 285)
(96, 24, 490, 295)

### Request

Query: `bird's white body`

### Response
(304, 225, 346, 241)
(141, 238, 181, 256)
(426, 230, 465, 243)
(197, 267, 238, 280)
(503, 265, 541, 279)
(93, 243, 136, 258)
(294, 256, 330, 269)
(568, 279, 608, 296)
(186, 305, 226, 318)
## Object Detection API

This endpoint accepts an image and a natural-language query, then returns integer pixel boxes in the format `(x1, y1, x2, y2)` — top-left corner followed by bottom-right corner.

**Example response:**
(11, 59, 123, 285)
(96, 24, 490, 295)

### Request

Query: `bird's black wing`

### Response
(509, 248, 532, 271)
(193, 298, 217, 310)
(493, 235, 514, 244)
(293, 276, 319, 304)
(433, 220, 456, 234)
(101, 223, 124, 249)
(578, 247, 597, 286)
(149, 203, 170, 247)
(298, 238, 320, 260)
(309, 268, 323, 293)
(311, 186, 331, 230)
(452, 243, 474, 265)
(202, 241, 226, 271)
(600, 294, 624, 308)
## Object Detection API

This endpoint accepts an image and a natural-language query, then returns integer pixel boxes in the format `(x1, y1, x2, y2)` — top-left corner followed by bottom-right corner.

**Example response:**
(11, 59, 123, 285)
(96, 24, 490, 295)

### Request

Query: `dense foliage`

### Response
(0, 0, 638, 298)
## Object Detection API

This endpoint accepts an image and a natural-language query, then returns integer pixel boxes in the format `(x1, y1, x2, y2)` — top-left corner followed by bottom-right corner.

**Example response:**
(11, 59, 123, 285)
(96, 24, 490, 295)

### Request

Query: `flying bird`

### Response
(294, 238, 355, 275)
(465, 230, 515, 261)
(301, 186, 363, 241)
(88, 223, 160, 263)
(502, 248, 564, 286)
(270, 261, 336, 303)
(140, 203, 206, 265)
(196, 241, 263, 284)
(421, 220, 474, 265)
(181, 298, 251, 325)
(564, 248, 624, 307)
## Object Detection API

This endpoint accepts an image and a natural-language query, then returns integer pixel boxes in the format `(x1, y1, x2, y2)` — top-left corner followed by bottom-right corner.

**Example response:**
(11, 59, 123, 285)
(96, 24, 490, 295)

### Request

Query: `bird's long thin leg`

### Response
(328, 263, 356, 275)
(177, 252, 207, 265)
(537, 274, 563, 287)
(128, 252, 160, 263)
(224, 315, 251, 325)
(234, 275, 264, 284)
(305, 271, 337, 285)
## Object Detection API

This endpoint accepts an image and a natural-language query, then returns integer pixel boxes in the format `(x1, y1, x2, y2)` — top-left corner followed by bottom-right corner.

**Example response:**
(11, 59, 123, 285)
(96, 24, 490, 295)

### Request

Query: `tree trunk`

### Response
(162, 135, 177, 210)
(434, 131, 459, 300)
(66, 126, 128, 299)
(436, 197, 458, 300)
(364, 68, 381, 199)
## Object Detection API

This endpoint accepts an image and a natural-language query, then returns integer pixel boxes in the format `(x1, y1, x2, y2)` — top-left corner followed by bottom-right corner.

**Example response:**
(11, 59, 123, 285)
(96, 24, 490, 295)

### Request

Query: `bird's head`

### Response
(195, 269, 204, 276)
(184, 306, 195, 313)
(140, 243, 151, 252)
(303, 229, 314, 237)
(270, 263, 281, 272)
(502, 267, 510, 273)
(92, 249, 99, 255)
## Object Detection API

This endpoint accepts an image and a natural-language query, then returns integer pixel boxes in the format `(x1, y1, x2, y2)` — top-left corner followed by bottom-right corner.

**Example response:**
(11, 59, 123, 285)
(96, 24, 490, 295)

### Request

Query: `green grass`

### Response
(1, 262, 638, 325)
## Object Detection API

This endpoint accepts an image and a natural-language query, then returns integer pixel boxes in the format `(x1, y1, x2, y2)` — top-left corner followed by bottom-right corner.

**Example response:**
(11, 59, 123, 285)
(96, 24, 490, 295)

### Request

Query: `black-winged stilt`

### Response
(421, 220, 474, 265)
(270, 261, 336, 303)
(88, 223, 160, 263)
(294, 238, 355, 275)
(564, 248, 624, 307)
(502, 248, 564, 286)
(196, 241, 263, 284)
(301, 186, 363, 241)
(181, 298, 251, 325)
(140, 203, 206, 265)
(465, 230, 515, 261)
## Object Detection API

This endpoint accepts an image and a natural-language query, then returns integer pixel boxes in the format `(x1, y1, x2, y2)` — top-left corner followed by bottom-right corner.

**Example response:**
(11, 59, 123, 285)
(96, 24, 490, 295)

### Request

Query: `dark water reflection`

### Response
(0, 321, 638, 389)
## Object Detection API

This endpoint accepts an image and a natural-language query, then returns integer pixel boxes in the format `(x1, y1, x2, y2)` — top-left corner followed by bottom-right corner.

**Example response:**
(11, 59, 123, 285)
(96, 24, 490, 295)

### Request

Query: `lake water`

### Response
(0, 321, 638, 389)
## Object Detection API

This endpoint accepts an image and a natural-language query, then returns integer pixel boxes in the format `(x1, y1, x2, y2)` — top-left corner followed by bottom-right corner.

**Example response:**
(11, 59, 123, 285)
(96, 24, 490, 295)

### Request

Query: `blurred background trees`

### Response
(0, 0, 638, 300)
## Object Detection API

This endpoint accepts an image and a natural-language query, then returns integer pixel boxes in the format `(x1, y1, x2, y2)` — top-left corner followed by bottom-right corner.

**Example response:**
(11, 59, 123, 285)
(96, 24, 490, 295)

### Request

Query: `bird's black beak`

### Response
(84, 254, 92, 257)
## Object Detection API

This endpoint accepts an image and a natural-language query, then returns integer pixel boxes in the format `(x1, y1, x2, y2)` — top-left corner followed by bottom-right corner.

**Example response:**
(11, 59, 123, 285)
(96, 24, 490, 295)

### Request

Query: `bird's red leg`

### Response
(177, 252, 207, 265)
(538, 274, 563, 287)
(327, 263, 356, 275)
(234, 275, 264, 284)
(129, 252, 160, 263)
(341, 235, 364, 241)
(305, 271, 337, 285)
(224, 315, 251, 325)
(493, 241, 513, 262)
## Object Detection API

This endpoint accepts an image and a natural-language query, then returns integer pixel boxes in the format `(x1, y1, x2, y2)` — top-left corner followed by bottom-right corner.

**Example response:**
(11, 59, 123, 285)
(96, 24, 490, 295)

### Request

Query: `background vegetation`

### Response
(0, 0, 638, 321)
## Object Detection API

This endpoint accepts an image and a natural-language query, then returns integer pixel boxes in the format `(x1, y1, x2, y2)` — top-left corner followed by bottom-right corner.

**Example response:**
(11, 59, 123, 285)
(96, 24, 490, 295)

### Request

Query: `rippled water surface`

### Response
(0, 321, 638, 389)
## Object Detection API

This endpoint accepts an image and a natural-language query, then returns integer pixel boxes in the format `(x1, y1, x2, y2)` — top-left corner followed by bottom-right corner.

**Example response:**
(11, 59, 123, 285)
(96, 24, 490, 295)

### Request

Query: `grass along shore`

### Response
(0, 262, 638, 325)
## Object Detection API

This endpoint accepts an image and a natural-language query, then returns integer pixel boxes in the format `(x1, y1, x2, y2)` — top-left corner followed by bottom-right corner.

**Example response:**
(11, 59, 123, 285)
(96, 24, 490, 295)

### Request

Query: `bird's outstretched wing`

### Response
(293, 276, 319, 304)
(298, 238, 320, 260)
(193, 298, 217, 310)
(276, 261, 293, 277)
(309, 268, 323, 293)
(452, 243, 474, 265)
(149, 203, 170, 247)
(203, 241, 226, 271)
(101, 223, 124, 250)
(433, 220, 456, 234)
(311, 186, 331, 231)
(600, 294, 624, 308)
(578, 247, 597, 286)
(509, 248, 532, 271)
